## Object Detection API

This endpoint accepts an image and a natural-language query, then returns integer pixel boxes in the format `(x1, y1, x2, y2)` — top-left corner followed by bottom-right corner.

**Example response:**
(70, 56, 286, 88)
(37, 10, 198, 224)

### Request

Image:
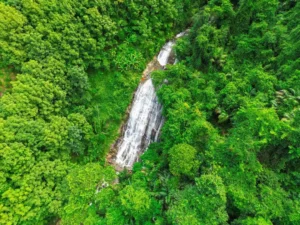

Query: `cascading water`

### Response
(115, 79, 164, 168)
(157, 41, 175, 67)
(114, 33, 185, 168)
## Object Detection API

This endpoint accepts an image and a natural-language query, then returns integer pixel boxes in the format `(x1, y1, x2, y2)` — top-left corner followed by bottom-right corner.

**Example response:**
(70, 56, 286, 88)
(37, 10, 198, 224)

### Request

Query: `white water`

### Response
(115, 36, 181, 168)
(175, 31, 187, 38)
(157, 31, 188, 66)
(157, 41, 175, 66)
(115, 79, 164, 167)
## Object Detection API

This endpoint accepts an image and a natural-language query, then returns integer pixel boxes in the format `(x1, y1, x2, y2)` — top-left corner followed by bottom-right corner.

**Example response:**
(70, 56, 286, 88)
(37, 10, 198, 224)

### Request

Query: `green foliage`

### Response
(1, 74, 66, 119)
(168, 143, 199, 177)
(61, 163, 116, 224)
(0, 3, 26, 67)
(1, 0, 299, 224)
(0, 0, 198, 223)
(146, 1, 300, 224)
(0, 67, 15, 96)
(119, 185, 152, 222)
(232, 217, 273, 225)
(114, 44, 145, 72)
(167, 175, 228, 225)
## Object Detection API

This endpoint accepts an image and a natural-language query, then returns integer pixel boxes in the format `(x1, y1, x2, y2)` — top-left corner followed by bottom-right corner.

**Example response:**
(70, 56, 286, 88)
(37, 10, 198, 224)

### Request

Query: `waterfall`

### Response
(115, 79, 164, 168)
(157, 41, 175, 66)
(114, 34, 184, 168)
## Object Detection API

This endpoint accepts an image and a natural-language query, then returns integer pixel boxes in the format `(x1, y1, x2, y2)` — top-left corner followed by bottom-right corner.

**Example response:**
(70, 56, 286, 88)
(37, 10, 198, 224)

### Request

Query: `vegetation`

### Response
(0, 0, 299, 224)
(150, 0, 300, 224)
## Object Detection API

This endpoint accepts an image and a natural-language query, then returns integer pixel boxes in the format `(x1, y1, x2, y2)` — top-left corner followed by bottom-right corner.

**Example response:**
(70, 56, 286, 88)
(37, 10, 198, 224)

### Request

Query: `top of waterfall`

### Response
(175, 31, 187, 38)
(157, 31, 188, 67)
(157, 41, 175, 67)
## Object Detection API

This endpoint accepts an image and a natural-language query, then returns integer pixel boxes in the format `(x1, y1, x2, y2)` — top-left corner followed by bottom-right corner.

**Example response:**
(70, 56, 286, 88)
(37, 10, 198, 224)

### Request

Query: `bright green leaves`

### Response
(194, 24, 227, 71)
(0, 159, 69, 224)
(162, 102, 215, 148)
(153, 64, 218, 152)
(0, 143, 34, 178)
(117, 184, 162, 224)
(168, 143, 200, 177)
(167, 186, 202, 225)
(147, 1, 300, 225)
(0, 3, 26, 67)
(84, 7, 117, 39)
(66, 163, 115, 201)
(177, 1, 232, 72)
(0, 114, 90, 159)
(119, 185, 151, 221)
(94, 188, 116, 215)
(168, 175, 228, 225)
(21, 58, 67, 87)
(62, 164, 116, 225)
(114, 44, 146, 72)
(277, 3, 300, 91)
(0, 110, 92, 224)
(233, 107, 284, 147)
(0, 75, 66, 119)
(248, 67, 277, 98)
(253, 0, 278, 22)
(66, 113, 93, 156)
(232, 217, 273, 225)
(0, 3, 26, 35)
(0, 0, 200, 224)
(195, 175, 228, 224)
(1, 0, 298, 224)
(208, 0, 235, 21)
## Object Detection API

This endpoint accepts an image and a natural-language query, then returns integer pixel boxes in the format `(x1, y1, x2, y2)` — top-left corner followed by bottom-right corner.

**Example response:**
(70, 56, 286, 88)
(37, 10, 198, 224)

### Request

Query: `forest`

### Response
(0, 0, 299, 224)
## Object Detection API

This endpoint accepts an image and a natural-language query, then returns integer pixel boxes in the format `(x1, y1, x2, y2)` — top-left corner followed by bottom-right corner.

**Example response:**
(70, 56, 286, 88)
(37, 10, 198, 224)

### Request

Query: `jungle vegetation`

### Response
(0, 0, 299, 224)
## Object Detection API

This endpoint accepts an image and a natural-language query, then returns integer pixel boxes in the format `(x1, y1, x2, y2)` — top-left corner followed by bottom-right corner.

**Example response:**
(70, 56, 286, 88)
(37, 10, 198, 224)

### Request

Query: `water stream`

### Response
(115, 78, 164, 168)
(114, 33, 185, 168)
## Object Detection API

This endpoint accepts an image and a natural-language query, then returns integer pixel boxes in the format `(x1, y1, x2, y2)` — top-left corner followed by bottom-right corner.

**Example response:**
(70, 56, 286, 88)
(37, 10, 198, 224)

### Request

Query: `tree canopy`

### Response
(0, 0, 299, 224)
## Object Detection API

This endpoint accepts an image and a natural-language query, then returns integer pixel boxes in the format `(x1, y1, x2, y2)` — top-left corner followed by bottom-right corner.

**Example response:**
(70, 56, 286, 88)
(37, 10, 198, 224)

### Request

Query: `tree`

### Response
(0, 2, 26, 67)
(168, 143, 200, 177)
(167, 175, 228, 225)
(119, 185, 152, 223)
(61, 163, 116, 224)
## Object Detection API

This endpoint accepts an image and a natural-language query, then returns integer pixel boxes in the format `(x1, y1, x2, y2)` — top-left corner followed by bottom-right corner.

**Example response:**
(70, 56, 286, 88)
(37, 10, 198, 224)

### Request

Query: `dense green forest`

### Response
(0, 0, 299, 224)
